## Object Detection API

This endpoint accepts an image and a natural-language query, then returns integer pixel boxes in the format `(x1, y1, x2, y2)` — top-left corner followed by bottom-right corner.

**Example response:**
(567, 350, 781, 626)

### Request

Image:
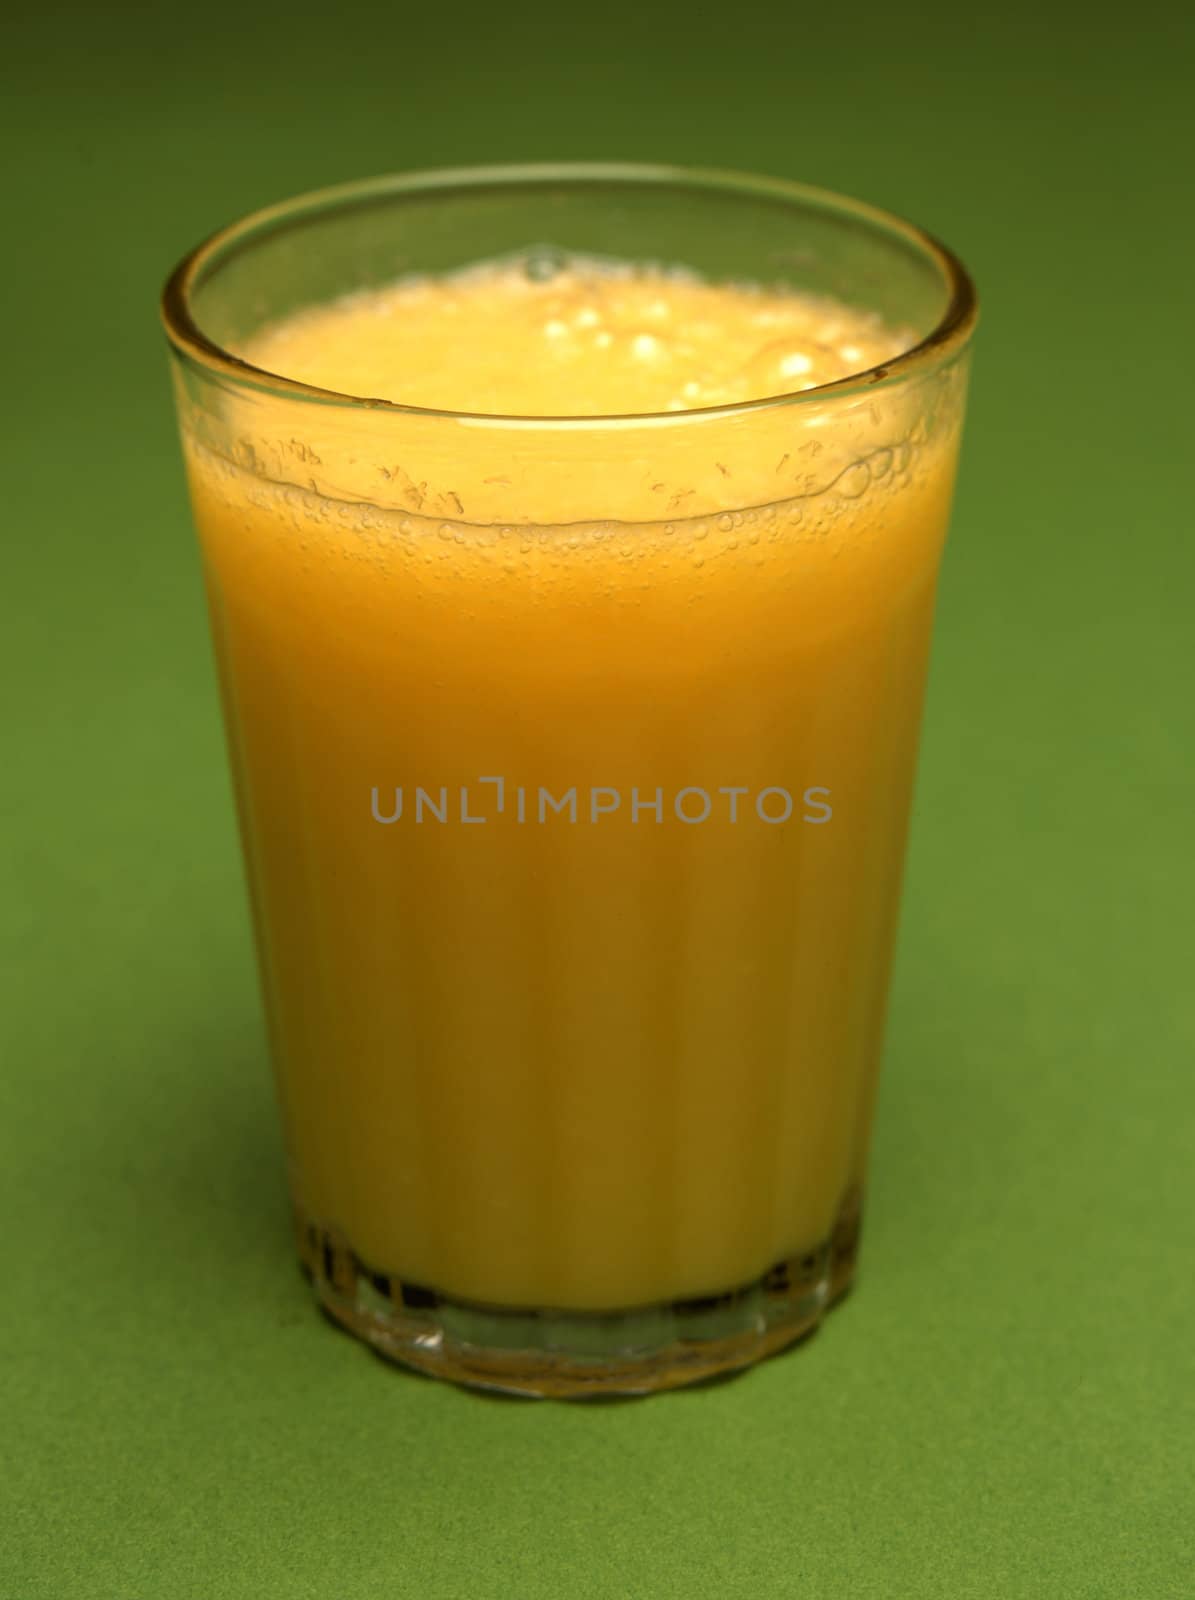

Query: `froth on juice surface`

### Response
(184, 250, 959, 1310)
(240, 249, 911, 416)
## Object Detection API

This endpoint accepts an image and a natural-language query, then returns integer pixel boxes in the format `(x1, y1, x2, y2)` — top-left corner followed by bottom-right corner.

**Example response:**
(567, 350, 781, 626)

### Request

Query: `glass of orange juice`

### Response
(161, 165, 976, 1397)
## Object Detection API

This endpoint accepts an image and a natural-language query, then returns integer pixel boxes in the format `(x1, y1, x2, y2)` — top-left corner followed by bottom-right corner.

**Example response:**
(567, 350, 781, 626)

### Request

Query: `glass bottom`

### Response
(295, 1188, 863, 1399)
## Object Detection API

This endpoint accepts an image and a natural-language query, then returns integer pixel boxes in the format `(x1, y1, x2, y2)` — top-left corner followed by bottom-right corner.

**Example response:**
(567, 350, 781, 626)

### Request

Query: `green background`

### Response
(3, 1, 1192, 1594)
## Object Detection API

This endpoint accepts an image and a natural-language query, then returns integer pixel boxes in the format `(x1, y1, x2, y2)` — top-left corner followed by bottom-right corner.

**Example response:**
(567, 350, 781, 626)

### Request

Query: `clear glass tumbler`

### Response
(161, 164, 976, 1397)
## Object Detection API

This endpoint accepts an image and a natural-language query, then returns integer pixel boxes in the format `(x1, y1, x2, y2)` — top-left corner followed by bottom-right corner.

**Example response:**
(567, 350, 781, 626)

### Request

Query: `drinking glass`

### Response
(161, 164, 976, 1396)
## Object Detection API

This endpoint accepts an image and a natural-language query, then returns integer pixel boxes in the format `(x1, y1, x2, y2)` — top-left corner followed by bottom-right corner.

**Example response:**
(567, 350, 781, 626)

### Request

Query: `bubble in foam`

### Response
(736, 338, 836, 401)
(836, 462, 871, 500)
(523, 246, 569, 283)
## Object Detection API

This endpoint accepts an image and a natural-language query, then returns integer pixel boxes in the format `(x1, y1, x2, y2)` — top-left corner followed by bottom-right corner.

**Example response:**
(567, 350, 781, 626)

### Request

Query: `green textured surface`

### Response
(3, 1, 1193, 1595)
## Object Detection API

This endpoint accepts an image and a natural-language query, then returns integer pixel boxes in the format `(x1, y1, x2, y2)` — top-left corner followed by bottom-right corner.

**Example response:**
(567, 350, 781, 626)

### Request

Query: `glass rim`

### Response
(160, 161, 978, 431)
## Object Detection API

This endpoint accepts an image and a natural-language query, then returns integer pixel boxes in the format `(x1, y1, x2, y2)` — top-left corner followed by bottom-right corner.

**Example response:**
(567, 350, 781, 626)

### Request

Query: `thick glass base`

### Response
(295, 1191, 863, 1398)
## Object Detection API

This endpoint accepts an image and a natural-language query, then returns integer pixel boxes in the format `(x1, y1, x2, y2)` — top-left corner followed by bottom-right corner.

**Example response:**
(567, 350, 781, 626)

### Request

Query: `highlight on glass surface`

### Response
(161, 164, 977, 1397)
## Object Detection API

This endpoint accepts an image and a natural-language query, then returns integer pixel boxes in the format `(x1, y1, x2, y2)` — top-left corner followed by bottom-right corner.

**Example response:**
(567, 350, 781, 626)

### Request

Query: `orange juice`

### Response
(180, 253, 960, 1312)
